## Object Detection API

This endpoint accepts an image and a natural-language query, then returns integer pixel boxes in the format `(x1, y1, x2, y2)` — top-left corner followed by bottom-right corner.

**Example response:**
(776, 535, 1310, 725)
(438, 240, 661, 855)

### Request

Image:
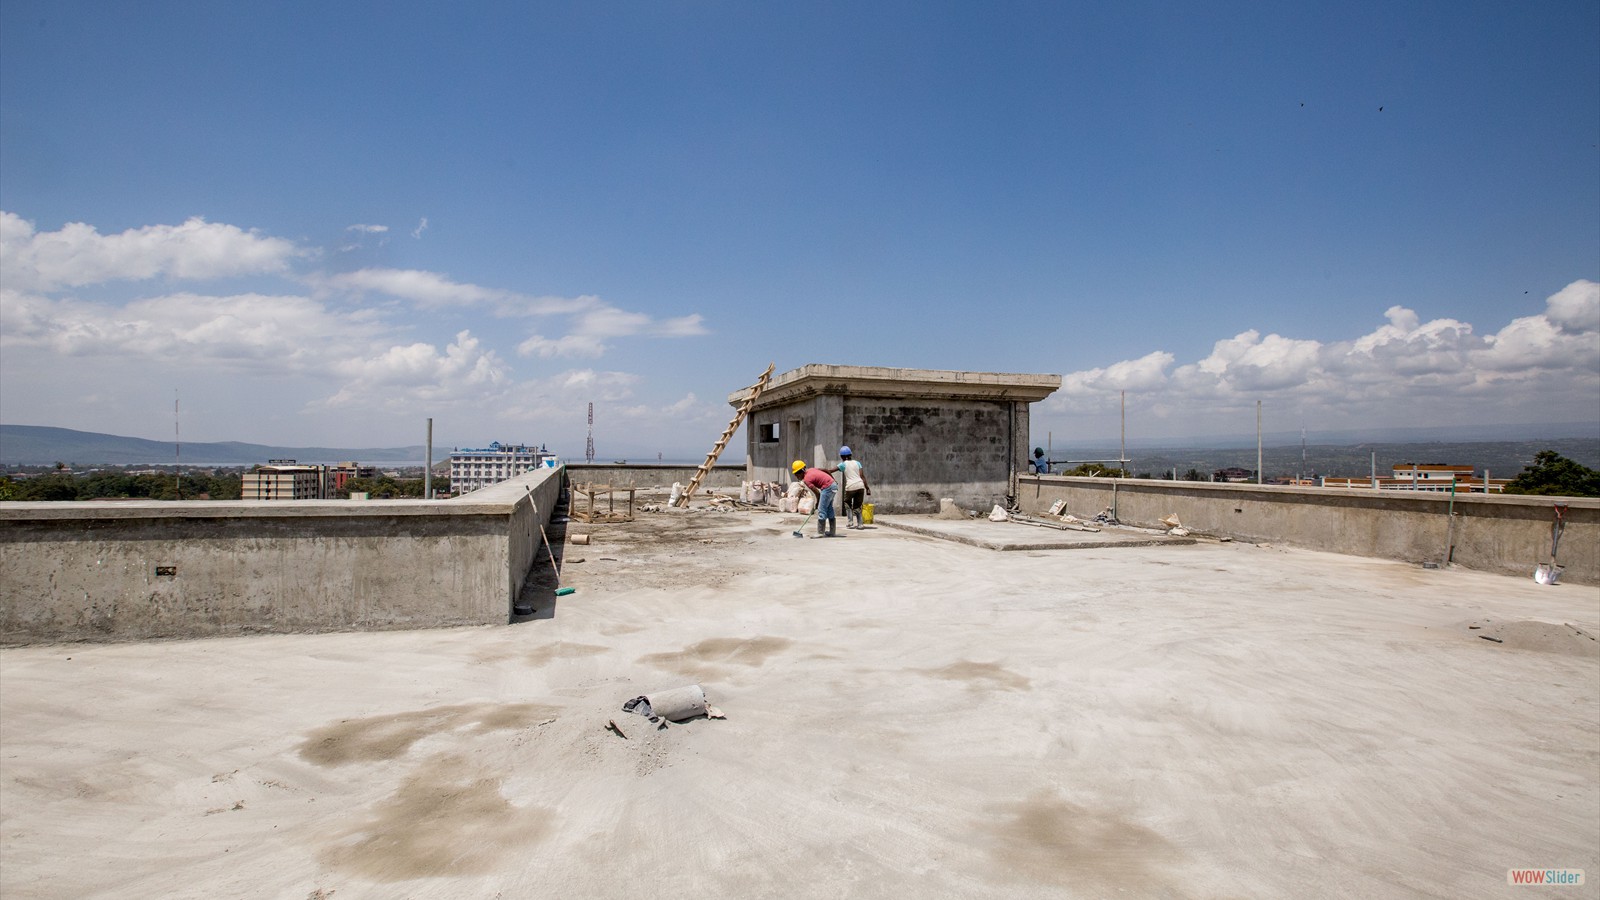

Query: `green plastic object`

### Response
(554, 587, 576, 596)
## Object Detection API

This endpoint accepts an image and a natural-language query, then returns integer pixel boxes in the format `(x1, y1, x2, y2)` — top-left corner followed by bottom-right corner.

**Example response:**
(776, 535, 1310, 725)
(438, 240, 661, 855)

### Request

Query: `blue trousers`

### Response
(817, 486, 837, 520)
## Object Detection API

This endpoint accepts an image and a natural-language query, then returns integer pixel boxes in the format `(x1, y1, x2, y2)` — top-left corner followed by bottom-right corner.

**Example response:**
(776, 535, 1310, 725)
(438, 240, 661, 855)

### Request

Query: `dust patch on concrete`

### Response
(319, 754, 551, 881)
(982, 790, 1178, 889)
(916, 660, 1030, 691)
(638, 636, 794, 675)
(1462, 618, 1600, 658)
(299, 703, 561, 767)
(522, 641, 609, 667)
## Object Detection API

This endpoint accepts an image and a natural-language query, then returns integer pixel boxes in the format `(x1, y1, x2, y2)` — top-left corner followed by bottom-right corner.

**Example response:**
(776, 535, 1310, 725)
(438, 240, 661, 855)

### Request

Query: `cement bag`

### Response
(669, 482, 683, 506)
(798, 495, 815, 515)
(989, 504, 1008, 522)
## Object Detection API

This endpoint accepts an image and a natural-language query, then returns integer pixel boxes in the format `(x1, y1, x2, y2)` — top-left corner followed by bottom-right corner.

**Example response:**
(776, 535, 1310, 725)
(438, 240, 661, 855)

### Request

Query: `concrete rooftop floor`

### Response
(2, 503, 1598, 900)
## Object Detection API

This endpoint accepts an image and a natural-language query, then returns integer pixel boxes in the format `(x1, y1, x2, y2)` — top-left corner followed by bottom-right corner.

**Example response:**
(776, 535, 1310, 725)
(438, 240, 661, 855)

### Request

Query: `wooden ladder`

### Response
(675, 362, 775, 507)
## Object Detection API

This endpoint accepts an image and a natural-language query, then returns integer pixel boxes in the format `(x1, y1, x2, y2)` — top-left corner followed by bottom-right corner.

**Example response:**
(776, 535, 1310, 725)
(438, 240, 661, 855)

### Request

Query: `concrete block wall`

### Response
(1019, 475, 1600, 585)
(843, 399, 1019, 513)
(0, 466, 564, 645)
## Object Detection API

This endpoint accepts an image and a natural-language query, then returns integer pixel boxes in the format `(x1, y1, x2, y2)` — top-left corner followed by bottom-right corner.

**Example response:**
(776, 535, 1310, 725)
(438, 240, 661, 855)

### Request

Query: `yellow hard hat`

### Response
(791, 460, 806, 474)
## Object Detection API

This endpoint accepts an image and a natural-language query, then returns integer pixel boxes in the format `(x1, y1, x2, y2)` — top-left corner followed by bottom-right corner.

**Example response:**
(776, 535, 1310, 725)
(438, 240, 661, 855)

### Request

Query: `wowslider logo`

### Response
(1508, 868, 1584, 886)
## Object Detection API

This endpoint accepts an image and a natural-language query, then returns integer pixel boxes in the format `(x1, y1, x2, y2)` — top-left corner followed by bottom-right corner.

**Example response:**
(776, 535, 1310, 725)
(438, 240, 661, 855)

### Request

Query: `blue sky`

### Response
(2, 1, 1596, 460)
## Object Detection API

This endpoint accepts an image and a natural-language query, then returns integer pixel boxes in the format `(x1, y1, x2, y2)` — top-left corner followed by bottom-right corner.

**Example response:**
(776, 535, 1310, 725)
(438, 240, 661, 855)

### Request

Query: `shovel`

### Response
(1533, 504, 1567, 585)
(792, 505, 816, 538)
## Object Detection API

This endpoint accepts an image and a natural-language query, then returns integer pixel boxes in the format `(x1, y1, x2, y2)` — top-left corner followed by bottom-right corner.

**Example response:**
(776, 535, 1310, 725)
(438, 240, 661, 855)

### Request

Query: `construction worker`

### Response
(791, 459, 838, 537)
(836, 446, 872, 528)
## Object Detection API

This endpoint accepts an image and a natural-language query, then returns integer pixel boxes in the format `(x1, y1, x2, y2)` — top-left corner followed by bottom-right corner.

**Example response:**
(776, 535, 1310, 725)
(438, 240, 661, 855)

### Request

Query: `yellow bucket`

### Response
(862, 503, 875, 524)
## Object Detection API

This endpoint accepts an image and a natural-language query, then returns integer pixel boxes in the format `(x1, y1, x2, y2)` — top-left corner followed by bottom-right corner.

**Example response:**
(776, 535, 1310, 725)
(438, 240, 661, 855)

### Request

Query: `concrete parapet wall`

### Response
(1019, 475, 1599, 585)
(564, 463, 743, 490)
(0, 466, 564, 645)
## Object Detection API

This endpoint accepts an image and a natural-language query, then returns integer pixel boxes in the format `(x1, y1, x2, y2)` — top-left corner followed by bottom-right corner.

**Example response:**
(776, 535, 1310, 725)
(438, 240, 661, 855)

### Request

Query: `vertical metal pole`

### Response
(425, 418, 433, 500)
(1256, 400, 1262, 485)
(1119, 391, 1126, 478)
(174, 391, 181, 500)
(1371, 451, 1377, 488)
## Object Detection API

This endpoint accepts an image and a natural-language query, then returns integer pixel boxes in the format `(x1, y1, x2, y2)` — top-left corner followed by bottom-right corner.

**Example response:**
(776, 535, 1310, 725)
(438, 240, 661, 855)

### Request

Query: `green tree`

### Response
(1062, 462, 1124, 478)
(1504, 451, 1600, 497)
(17, 473, 78, 501)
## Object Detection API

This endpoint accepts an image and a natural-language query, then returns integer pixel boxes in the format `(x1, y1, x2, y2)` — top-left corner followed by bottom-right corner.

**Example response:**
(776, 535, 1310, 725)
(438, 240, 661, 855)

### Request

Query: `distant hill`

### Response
(0, 425, 436, 466)
(1111, 421, 1600, 450)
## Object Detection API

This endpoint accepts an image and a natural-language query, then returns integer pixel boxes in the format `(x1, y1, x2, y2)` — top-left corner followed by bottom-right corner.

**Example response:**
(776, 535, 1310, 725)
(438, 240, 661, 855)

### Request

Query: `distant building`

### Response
(1213, 467, 1256, 483)
(1322, 463, 1508, 493)
(449, 442, 553, 494)
(327, 462, 376, 493)
(242, 463, 328, 500)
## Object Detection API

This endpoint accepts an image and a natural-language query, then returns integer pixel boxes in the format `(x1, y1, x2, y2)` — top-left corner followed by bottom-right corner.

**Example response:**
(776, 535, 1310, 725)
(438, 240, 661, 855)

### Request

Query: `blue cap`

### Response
(839, 445, 851, 456)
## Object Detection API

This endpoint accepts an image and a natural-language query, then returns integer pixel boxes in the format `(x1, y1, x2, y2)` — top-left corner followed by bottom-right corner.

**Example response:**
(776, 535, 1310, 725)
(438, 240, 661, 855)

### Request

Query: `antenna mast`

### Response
(585, 402, 595, 464)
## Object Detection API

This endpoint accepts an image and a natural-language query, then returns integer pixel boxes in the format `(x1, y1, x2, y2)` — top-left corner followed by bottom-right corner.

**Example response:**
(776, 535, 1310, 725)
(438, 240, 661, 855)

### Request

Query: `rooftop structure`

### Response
(733, 364, 1061, 513)
(1, 503, 1594, 897)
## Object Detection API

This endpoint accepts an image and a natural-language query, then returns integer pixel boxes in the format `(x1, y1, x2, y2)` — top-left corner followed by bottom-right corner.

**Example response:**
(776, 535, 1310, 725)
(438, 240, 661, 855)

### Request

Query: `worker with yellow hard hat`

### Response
(791, 459, 838, 537)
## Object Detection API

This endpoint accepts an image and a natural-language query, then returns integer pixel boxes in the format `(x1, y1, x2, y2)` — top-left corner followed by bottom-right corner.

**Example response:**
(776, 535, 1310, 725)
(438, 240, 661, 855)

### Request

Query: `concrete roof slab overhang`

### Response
(729, 364, 1061, 409)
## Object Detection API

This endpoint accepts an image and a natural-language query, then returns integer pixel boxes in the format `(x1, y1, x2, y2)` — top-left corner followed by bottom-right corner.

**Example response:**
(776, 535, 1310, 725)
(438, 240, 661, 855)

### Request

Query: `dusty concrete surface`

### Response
(878, 514, 1198, 551)
(2, 498, 1597, 899)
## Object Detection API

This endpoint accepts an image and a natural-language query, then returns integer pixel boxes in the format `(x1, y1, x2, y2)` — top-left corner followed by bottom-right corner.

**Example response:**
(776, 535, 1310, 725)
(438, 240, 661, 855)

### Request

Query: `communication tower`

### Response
(585, 402, 595, 464)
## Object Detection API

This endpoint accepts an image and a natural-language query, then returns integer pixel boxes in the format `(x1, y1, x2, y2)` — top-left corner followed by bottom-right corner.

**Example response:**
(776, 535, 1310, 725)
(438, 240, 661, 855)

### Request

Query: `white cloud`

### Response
(318, 267, 595, 317)
(1479, 311, 1599, 373)
(0, 211, 723, 451)
(557, 368, 642, 399)
(517, 333, 608, 358)
(411, 217, 429, 239)
(323, 330, 511, 409)
(0, 211, 305, 291)
(1043, 280, 1600, 428)
(1059, 351, 1174, 397)
(1543, 279, 1599, 334)
(516, 305, 708, 358)
(1188, 330, 1323, 391)
(0, 287, 379, 372)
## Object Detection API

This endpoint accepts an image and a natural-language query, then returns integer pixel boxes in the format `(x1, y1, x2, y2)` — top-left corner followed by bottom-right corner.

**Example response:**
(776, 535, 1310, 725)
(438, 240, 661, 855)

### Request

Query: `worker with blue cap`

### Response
(835, 446, 872, 529)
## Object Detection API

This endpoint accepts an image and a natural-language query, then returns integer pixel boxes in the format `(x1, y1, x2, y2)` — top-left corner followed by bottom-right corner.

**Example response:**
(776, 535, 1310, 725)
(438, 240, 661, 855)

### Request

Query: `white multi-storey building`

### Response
(449, 442, 553, 494)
